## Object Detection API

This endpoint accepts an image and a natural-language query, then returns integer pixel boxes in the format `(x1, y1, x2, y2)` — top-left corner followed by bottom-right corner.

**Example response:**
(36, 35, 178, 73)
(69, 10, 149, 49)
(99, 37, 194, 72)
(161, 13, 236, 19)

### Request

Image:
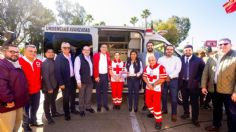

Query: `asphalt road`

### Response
(19, 92, 227, 132)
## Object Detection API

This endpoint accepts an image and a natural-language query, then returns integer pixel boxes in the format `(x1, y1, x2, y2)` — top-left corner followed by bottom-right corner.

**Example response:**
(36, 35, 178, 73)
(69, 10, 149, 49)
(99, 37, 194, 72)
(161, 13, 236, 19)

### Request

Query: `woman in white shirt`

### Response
(126, 50, 143, 112)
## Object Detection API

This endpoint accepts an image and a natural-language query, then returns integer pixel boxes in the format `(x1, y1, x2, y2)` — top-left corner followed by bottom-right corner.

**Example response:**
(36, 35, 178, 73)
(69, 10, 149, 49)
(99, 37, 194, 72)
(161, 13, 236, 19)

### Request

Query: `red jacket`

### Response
(93, 52, 111, 79)
(19, 57, 42, 94)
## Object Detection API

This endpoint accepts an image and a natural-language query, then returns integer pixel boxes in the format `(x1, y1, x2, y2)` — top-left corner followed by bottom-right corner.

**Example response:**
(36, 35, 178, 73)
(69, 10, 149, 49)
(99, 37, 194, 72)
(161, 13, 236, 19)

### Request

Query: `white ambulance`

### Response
(43, 25, 183, 103)
(43, 25, 179, 59)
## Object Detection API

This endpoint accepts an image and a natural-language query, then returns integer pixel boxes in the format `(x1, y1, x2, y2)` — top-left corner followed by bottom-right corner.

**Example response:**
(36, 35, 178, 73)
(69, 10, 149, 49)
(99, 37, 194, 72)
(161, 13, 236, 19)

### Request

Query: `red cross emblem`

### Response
(147, 75, 157, 82)
(113, 65, 122, 74)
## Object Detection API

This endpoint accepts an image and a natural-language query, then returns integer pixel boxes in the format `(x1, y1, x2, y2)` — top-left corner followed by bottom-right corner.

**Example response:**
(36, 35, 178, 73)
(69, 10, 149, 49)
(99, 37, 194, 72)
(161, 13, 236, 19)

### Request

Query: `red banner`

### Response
(223, 0, 236, 14)
(205, 40, 217, 47)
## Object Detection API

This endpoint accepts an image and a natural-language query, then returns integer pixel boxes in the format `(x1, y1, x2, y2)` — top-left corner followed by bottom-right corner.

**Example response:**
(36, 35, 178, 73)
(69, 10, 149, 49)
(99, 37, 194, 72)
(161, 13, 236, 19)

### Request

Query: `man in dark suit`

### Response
(42, 49, 63, 124)
(179, 45, 205, 127)
(55, 42, 79, 121)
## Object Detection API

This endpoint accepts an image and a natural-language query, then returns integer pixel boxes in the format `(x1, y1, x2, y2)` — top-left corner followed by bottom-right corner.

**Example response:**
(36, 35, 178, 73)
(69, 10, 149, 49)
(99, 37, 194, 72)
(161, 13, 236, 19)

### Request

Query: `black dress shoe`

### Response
(180, 114, 190, 119)
(104, 106, 109, 111)
(113, 105, 117, 110)
(79, 111, 86, 117)
(23, 125, 32, 132)
(47, 119, 55, 125)
(205, 125, 220, 131)
(147, 113, 154, 118)
(134, 109, 138, 113)
(117, 105, 121, 110)
(71, 110, 79, 115)
(86, 108, 95, 113)
(97, 107, 101, 112)
(65, 116, 71, 121)
(52, 112, 64, 117)
(162, 110, 168, 114)
(30, 122, 44, 127)
(192, 120, 200, 127)
(75, 101, 79, 105)
(142, 105, 147, 111)
(129, 108, 132, 112)
(155, 122, 162, 130)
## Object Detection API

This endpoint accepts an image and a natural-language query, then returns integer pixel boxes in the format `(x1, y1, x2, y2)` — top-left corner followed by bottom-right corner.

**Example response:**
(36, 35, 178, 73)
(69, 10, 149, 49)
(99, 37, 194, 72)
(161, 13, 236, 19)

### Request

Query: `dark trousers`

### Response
(43, 88, 59, 120)
(79, 83, 93, 112)
(127, 77, 140, 110)
(182, 81, 200, 121)
(142, 81, 147, 107)
(212, 87, 236, 131)
(96, 74, 109, 108)
(162, 79, 178, 115)
(200, 90, 212, 106)
(23, 92, 40, 126)
(62, 77, 76, 117)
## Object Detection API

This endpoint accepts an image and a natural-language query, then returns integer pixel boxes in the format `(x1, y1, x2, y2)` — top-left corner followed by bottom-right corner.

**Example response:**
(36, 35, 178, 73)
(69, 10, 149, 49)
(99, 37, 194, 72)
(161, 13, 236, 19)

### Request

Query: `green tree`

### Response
(130, 16, 138, 26)
(141, 9, 151, 28)
(26, 5, 55, 52)
(153, 16, 191, 46)
(56, 0, 86, 25)
(154, 20, 178, 46)
(169, 16, 191, 44)
(0, 0, 55, 45)
(99, 21, 106, 26)
(85, 14, 94, 25)
(94, 21, 106, 26)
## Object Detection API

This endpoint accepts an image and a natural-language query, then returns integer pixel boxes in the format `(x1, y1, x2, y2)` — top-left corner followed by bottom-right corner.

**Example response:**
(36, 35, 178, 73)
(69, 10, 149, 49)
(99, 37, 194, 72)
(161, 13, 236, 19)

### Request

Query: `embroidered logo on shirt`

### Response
(36, 62, 41, 67)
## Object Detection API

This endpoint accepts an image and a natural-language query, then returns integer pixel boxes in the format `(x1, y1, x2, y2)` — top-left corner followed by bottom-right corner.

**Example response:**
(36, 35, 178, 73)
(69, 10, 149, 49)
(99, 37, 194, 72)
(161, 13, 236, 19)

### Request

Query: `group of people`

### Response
(0, 38, 235, 132)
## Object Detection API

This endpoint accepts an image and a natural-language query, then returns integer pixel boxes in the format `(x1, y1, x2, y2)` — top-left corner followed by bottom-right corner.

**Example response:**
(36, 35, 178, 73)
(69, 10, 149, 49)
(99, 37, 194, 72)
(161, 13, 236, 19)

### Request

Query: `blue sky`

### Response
(40, 0, 236, 50)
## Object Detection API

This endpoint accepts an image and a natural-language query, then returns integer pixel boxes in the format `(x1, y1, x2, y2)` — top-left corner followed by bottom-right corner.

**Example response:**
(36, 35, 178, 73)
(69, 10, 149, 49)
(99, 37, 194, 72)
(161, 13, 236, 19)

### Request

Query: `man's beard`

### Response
(5, 56, 18, 62)
(147, 48, 153, 52)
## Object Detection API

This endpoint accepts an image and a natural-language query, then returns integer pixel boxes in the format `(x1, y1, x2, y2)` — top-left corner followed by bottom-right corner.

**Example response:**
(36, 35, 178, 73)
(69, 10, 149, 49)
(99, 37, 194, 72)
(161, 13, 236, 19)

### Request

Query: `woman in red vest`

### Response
(109, 52, 126, 110)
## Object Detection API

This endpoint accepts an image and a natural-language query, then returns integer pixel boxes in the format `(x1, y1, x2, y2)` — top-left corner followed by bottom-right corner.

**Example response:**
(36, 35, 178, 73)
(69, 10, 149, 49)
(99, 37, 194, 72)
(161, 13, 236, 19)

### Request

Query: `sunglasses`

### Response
(218, 43, 229, 46)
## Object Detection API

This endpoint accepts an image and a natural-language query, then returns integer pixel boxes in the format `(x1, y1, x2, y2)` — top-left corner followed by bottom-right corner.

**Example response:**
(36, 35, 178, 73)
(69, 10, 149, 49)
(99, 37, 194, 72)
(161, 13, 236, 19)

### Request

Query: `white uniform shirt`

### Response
(158, 55, 182, 79)
(99, 53, 108, 74)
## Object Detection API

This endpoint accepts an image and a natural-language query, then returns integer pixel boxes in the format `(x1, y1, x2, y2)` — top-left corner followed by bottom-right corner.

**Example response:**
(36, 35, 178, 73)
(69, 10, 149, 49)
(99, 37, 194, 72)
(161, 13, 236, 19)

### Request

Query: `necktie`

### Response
(184, 57, 189, 80)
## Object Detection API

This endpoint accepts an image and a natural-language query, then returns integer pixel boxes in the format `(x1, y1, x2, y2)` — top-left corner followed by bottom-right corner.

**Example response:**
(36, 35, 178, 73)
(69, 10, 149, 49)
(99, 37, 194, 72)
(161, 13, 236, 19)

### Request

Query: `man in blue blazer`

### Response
(55, 42, 79, 121)
(179, 45, 205, 127)
(139, 41, 161, 111)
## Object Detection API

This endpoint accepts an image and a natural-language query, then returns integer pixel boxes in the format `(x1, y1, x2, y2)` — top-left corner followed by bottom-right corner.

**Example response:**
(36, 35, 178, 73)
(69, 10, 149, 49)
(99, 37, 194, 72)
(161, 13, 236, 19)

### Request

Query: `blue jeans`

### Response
(162, 79, 178, 115)
(23, 92, 40, 126)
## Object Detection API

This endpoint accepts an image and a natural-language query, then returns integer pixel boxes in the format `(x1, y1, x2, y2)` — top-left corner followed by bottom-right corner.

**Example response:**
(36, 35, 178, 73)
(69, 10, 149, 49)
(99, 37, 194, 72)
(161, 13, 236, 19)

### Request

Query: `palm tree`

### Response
(85, 14, 94, 25)
(141, 9, 151, 28)
(99, 21, 106, 26)
(130, 16, 138, 27)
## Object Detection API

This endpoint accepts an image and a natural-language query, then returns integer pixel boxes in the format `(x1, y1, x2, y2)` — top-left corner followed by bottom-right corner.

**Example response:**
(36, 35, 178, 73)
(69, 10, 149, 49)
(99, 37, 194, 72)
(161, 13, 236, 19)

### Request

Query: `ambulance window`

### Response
(44, 32, 92, 56)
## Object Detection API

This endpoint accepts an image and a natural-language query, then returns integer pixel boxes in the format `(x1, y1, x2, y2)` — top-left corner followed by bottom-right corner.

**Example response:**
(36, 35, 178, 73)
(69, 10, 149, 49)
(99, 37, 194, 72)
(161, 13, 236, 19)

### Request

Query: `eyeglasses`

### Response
(218, 43, 229, 46)
(28, 50, 37, 53)
(7, 50, 19, 54)
(62, 47, 70, 49)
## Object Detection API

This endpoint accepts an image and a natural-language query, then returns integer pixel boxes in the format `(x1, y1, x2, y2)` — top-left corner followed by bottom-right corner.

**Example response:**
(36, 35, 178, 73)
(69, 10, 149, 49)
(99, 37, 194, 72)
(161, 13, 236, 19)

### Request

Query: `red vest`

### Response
(143, 63, 167, 92)
(109, 59, 126, 82)
(19, 57, 42, 94)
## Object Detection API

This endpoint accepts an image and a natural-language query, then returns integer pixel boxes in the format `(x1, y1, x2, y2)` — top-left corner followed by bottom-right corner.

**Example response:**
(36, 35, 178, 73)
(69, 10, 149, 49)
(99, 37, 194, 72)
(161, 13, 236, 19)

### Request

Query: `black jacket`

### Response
(179, 55, 205, 89)
(55, 53, 75, 86)
(41, 58, 58, 91)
